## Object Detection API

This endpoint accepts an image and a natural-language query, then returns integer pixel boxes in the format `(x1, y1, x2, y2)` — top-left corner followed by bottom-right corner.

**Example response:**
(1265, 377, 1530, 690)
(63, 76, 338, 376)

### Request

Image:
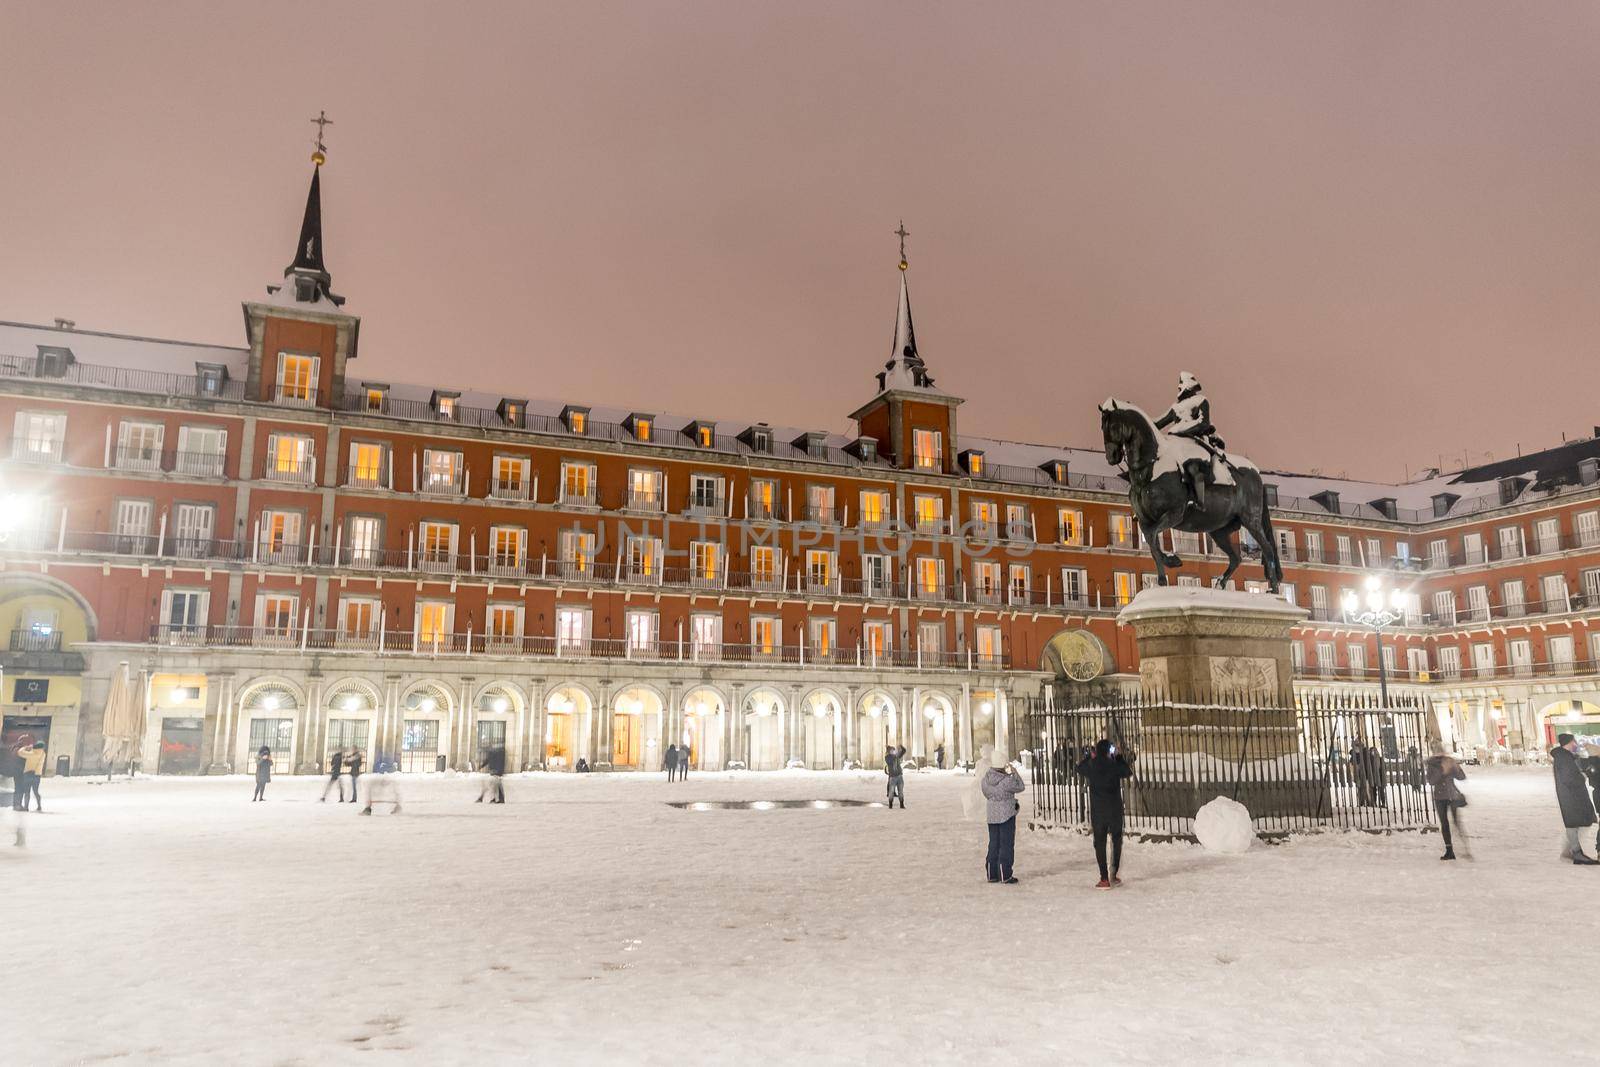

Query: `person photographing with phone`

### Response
(1075, 739, 1134, 888)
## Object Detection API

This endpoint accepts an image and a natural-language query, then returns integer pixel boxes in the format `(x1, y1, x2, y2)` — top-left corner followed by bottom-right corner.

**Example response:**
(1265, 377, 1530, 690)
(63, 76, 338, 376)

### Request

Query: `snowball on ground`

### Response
(1194, 795, 1255, 854)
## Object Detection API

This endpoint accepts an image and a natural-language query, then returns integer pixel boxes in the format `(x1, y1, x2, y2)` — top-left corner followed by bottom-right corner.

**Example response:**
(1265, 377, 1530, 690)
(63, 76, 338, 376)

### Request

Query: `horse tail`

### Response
(1255, 487, 1283, 586)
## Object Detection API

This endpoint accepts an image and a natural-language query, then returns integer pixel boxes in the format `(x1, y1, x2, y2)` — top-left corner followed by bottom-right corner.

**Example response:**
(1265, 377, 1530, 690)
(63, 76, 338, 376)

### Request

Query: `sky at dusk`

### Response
(2, 1, 1597, 482)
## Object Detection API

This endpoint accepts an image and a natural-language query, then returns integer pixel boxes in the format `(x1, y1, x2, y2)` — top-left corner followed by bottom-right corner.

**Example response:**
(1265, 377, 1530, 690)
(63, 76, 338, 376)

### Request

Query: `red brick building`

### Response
(2, 159, 1597, 776)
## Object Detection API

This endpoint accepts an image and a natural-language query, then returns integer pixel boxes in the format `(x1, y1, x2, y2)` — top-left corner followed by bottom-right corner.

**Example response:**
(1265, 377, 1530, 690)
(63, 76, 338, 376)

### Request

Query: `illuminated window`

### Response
(364, 389, 385, 412)
(258, 594, 298, 634)
(436, 395, 456, 420)
(490, 526, 525, 569)
(752, 616, 779, 657)
(808, 618, 836, 658)
(691, 541, 719, 583)
(1058, 508, 1083, 545)
(806, 549, 834, 590)
(419, 521, 457, 567)
(629, 469, 662, 510)
(859, 490, 888, 526)
(558, 529, 595, 574)
(340, 597, 376, 637)
(417, 601, 452, 644)
(562, 461, 595, 502)
(489, 603, 522, 641)
(751, 545, 779, 586)
(968, 454, 984, 475)
(1109, 513, 1136, 548)
(492, 455, 527, 495)
(864, 621, 891, 658)
(975, 625, 1002, 664)
(749, 479, 776, 519)
(627, 535, 660, 579)
(697, 425, 713, 448)
(916, 556, 944, 597)
(570, 410, 587, 434)
(973, 560, 1000, 600)
(912, 429, 941, 470)
(349, 442, 386, 488)
(970, 500, 997, 535)
(1008, 564, 1030, 602)
(276, 354, 317, 404)
(635, 418, 652, 442)
(1113, 571, 1137, 606)
(914, 494, 943, 531)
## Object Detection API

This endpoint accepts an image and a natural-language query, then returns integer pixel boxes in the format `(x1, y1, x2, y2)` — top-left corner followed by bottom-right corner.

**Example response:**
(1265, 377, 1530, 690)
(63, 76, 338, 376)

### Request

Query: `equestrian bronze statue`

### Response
(1099, 373, 1282, 593)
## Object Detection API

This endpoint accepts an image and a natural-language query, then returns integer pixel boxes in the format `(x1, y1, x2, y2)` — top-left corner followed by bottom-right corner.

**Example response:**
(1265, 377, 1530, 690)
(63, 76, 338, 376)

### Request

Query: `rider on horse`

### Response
(1153, 371, 1228, 511)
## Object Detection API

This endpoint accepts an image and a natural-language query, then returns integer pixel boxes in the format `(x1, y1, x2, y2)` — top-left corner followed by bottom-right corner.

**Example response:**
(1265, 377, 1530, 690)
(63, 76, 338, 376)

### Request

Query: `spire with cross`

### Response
(895, 220, 910, 271)
(310, 110, 332, 166)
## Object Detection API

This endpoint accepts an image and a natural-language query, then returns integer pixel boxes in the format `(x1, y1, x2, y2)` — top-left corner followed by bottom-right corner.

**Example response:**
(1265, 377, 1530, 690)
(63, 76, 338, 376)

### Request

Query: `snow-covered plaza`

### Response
(7, 765, 1580, 1065)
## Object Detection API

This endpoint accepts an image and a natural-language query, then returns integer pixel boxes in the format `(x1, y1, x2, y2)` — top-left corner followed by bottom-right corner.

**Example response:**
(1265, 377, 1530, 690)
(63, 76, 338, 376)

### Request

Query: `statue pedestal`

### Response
(1118, 586, 1307, 704)
(1117, 587, 1323, 819)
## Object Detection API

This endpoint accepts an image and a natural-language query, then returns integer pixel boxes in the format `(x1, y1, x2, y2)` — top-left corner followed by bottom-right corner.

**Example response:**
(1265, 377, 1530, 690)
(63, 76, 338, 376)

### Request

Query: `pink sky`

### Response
(2, 1, 1597, 480)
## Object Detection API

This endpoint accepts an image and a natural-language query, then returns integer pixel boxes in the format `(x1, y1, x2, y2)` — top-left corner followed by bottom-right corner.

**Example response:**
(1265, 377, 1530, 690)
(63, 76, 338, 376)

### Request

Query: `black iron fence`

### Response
(1025, 687, 1436, 838)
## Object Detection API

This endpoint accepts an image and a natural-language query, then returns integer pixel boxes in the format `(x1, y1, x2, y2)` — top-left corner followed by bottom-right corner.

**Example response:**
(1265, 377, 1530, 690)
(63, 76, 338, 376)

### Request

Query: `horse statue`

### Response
(1098, 398, 1282, 593)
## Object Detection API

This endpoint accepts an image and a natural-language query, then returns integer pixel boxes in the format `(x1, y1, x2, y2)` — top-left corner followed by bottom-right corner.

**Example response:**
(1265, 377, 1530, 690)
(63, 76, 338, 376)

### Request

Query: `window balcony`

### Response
(489, 479, 528, 501)
(274, 386, 318, 408)
(914, 517, 947, 536)
(172, 451, 226, 478)
(804, 574, 839, 595)
(7, 437, 64, 464)
(623, 564, 662, 585)
(747, 498, 779, 522)
(486, 553, 526, 578)
(627, 490, 664, 512)
(687, 495, 726, 517)
(347, 470, 389, 491)
(560, 488, 598, 507)
(972, 584, 1003, 606)
(9, 627, 62, 652)
(803, 505, 836, 526)
(557, 559, 595, 581)
(418, 550, 457, 574)
(114, 445, 163, 472)
(263, 458, 316, 486)
(420, 469, 465, 497)
(257, 542, 308, 566)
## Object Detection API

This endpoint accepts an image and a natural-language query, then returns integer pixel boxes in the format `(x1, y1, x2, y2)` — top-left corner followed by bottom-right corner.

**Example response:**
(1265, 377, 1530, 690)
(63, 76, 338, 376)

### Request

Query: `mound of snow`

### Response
(1194, 796, 1254, 854)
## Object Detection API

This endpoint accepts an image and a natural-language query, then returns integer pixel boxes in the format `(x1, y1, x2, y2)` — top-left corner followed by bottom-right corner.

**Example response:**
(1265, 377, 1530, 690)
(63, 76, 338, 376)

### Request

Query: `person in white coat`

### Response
(980, 749, 1026, 883)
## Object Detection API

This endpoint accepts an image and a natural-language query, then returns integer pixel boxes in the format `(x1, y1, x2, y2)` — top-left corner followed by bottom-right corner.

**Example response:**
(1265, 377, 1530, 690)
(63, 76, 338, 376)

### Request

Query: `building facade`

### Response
(3, 159, 1599, 776)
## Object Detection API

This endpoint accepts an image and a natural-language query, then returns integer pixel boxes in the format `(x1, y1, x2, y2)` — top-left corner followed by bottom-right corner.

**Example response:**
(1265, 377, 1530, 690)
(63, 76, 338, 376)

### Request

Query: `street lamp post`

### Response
(1343, 575, 1414, 759)
(1341, 575, 1411, 707)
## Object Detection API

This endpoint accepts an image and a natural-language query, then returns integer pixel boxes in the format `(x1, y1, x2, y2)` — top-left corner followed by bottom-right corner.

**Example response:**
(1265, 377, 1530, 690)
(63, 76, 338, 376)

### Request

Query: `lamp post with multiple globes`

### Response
(1340, 575, 1411, 708)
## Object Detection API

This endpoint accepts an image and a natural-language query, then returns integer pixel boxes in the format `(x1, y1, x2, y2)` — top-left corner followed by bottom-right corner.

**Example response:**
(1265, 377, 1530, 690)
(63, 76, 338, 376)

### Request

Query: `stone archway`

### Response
(610, 684, 666, 770)
(741, 687, 786, 771)
(681, 686, 726, 771)
(544, 684, 595, 769)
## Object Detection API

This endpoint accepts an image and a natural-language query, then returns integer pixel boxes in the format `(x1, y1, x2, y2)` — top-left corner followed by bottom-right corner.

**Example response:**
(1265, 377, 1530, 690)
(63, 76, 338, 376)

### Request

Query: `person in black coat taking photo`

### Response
(1075, 739, 1134, 888)
(252, 746, 272, 802)
(1551, 733, 1598, 865)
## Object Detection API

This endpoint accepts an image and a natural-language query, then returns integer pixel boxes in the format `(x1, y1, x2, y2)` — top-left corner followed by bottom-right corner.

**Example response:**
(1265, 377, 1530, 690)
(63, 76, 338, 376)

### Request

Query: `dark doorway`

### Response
(3, 715, 51, 767)
(158, 718, 204, 775)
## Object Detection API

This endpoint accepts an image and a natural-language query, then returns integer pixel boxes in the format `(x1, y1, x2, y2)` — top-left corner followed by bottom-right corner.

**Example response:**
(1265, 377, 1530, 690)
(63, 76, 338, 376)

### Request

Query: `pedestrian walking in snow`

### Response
(981, 749, 1025, 883)
(884, 745, 907, 808)
(677, 748, 688, 780)
(664, 744, 678, 782)
(321, 748, 347, 802)
(1076, 739, 1134, 888)
(478, 744, 507, 803)
(935, 742, 946, 770)
(1351, 740, 1374, 806)
(252, 746, 272, 801)
(1424, 741, 1469, 860)
(16, 742, 45, 812)
(345, 749, 364, 803)
(1552, 734, 1598, 864)
(361, 770, 401, 815)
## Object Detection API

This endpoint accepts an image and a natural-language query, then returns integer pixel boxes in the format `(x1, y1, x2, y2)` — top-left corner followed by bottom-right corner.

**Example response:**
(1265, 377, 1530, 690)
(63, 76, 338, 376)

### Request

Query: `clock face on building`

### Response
(1046, 629, 1106, 682)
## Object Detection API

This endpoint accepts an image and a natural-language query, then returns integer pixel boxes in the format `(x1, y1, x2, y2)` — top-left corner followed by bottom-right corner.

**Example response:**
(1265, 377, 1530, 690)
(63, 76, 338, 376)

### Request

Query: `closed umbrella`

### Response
(100, 662, 143, 777)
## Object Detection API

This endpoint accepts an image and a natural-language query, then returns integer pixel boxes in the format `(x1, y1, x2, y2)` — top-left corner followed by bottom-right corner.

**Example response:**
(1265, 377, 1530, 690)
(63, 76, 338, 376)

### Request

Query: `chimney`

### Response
(53, 318, 75, 330)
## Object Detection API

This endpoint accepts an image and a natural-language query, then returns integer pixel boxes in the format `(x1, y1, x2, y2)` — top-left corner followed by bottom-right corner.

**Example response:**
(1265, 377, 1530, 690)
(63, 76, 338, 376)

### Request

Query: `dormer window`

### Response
(627, 414, 655, 442)
(960, 449, 986, 476)
(1263, 483, 1279, 507)
(1310, 490, 1341, 514)
(562, 406, 590, 435)
(34, 345, 74, 378)
(432, 391, 460, 420)
(1497, 476, 1528, 506)
(791, 431, 828, 458)
(1041, 460, 1069, 485)
(295, 277, 316, 302)
(847, 437, 878, 463)
(1368, 497, 1397, 520)
(1431, 493, 1459, 518)
(195, 362, 228, 397)
(685, 420, 716, 448)
(362, 384, 389, 413)
(739, 423, 774, 454)
(498, 398, 527, 428)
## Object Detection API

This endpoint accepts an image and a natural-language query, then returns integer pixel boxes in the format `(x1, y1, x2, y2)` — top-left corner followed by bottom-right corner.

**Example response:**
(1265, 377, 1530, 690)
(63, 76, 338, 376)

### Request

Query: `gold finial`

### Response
(894, 220, 910, 271)
(310, 109, 333, 166)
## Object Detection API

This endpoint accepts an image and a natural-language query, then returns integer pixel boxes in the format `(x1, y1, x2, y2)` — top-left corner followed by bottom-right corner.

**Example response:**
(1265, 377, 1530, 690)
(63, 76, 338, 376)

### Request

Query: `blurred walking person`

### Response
(884, 744, 907, 808)
(1076, 739, 1134, 888)
(251, 746, 272, 802)
(321, 747, 347, 802)
(1552, 733, 1598, 864)
(663, 743, 679, 782)
(1424, 740, 1469, 860)
(478, 743, 507, 803)
(362, 769, 402, 816)
(16, 742, 45, 812)
(345, 748, 364, 804)
(981, 748, 1025, 883)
